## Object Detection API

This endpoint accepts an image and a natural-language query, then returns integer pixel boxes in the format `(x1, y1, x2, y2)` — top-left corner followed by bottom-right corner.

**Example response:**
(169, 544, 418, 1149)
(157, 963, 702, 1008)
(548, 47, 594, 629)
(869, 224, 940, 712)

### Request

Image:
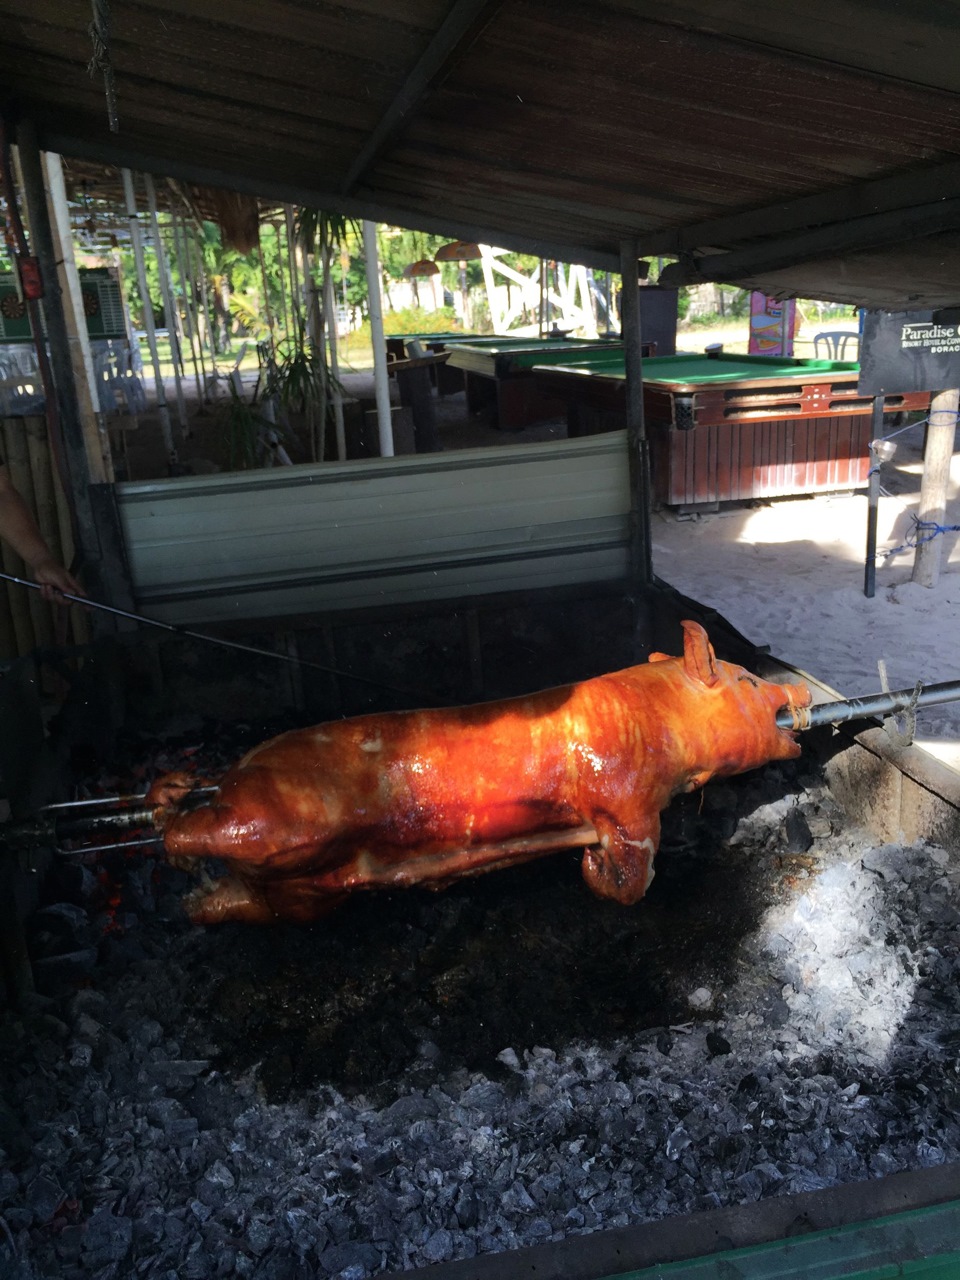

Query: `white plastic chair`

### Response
(205, 343, 249, 401)
(813, 331, 859, 359)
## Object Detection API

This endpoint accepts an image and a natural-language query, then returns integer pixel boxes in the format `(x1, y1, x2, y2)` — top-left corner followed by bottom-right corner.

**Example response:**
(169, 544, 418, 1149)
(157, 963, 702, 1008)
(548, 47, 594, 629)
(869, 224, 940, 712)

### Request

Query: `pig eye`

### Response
(738, 674, 759, 688)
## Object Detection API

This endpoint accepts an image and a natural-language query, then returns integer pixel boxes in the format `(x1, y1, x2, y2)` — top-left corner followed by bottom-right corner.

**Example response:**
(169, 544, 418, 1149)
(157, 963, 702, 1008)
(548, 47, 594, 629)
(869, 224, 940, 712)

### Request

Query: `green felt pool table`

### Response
(532, 351, 933, 507)
(442, 336, 646, 429)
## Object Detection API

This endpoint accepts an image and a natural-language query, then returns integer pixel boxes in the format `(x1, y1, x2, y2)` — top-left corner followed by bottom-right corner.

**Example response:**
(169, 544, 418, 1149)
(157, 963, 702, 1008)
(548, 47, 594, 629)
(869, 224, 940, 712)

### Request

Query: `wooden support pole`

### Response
(122, 168, 176, 465)
(363, 219, 395, 457)
(39, 152, 113, 485)
(16, 122, 104, 585)
(620, 237, 653, 588)
(143, 173, 188, 434)
(912, 387, 959, 589)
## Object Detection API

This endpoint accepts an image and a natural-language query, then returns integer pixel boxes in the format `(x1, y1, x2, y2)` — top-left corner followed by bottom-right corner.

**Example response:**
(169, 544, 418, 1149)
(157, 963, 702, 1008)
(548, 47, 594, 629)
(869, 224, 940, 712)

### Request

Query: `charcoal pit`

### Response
(4, 710, 960, 1280)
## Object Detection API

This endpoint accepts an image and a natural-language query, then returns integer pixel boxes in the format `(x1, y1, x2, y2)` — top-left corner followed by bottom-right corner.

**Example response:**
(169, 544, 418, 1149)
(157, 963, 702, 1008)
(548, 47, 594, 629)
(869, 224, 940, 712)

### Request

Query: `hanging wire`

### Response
(87, 0, 120, 133)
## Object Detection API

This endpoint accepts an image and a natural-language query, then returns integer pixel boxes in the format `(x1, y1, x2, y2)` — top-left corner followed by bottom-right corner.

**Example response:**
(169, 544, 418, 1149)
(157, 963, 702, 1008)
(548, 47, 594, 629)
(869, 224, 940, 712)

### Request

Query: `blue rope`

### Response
(879, 514, 960, 561)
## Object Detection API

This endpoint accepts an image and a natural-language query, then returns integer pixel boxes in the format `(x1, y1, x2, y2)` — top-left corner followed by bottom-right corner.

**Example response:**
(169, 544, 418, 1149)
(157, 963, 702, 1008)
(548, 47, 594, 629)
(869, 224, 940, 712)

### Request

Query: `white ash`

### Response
(4, 773, 960, 1279)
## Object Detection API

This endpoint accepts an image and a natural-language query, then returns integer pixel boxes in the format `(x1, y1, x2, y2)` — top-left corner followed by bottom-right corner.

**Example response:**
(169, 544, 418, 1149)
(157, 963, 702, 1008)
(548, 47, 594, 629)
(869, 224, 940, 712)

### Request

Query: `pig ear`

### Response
(681, 620, 720, 687)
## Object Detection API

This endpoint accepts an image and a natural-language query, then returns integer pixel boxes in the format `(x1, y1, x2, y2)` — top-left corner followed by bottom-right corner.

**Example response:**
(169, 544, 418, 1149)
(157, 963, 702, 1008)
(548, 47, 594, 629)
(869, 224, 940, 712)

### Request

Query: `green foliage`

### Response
(379, 307, 460, 336)
(268, 334, 326, 411)
(229, 291, 270, 339)
(216, 381, 273, 471)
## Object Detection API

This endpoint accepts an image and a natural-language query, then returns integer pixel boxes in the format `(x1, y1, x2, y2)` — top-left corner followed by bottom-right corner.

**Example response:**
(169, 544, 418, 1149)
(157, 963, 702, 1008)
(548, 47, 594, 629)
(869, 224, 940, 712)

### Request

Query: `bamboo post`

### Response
(39, 151, 113, 484)
(362, 219, 395, 457)
(15, 123, 103, 592)
(285, 205, 302, 335)
(275, 223, 288, 338)
(0, 571, 17, 659)
(169, 209, 204, 400)
(912, 386, 959, 588)
(187, 220, 215, 378)
(323, 250, 346, 461)
(257, 230, 276, 352)
(0, 425, 39, 654)
(3, 420, 53, 649)
(620, 237, 653, 588)
(24, 412, 86, 645)
(122, 168, 177, 465)
(180, 213, 209, 391)
(143, 173, 188, 435)
(191, 222, 216, 363)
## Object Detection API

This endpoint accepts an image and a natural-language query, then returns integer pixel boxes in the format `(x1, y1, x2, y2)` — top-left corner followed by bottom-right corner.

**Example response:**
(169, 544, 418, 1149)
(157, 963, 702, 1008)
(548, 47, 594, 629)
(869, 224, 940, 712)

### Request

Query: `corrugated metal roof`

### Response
(5, 0, 960, 304)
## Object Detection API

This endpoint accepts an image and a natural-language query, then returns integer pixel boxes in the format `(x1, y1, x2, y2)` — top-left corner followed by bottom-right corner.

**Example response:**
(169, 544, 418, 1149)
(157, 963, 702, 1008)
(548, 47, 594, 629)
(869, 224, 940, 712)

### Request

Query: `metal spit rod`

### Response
(0, 570, 437, 703)
(776, 679, 960, 731)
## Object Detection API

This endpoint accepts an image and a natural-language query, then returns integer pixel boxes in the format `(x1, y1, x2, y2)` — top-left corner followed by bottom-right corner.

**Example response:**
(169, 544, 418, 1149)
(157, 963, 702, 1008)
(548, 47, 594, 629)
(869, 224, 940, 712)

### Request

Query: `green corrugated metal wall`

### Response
(116, 433, 631, 625)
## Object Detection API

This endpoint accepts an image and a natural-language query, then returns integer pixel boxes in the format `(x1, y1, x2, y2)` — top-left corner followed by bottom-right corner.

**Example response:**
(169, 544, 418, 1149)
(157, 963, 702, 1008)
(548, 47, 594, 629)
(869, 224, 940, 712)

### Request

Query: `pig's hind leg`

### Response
(580, 808, 660, 905)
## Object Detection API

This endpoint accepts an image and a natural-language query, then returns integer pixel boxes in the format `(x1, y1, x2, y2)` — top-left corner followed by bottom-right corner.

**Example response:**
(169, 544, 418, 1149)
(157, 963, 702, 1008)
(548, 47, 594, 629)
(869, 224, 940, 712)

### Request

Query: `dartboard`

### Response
(0, 294, 26, 320)
(82, 289, 101, 316)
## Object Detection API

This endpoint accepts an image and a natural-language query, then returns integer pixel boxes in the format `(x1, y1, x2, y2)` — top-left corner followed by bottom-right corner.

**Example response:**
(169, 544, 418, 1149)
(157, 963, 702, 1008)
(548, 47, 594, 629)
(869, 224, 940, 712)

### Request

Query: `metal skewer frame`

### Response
(776, 679, 960, 731)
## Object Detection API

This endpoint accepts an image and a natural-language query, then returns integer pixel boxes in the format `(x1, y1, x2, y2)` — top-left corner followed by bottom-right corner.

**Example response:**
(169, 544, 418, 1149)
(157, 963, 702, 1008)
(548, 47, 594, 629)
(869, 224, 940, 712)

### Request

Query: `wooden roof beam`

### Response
(340, 0, 505, 196)
(658, 195, 960, 286)
(640, 158, 960, 258)
(41, 126, 620, 271)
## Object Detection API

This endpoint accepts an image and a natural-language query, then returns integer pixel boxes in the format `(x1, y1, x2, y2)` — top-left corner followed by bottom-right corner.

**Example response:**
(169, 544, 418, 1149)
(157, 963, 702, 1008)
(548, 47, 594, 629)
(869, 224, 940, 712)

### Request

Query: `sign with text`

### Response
(859, 309, 960, 395)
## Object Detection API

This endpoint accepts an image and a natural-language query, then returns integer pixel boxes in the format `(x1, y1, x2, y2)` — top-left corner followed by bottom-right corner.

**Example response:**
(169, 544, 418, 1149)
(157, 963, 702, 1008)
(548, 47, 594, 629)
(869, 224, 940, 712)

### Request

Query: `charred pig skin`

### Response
(148, 620, 811, 925)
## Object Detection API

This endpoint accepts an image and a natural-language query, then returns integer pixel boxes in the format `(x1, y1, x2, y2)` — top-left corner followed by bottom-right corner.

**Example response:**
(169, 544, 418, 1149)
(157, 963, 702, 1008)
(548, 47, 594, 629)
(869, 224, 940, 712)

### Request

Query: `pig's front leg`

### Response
(580, 809, 660, 905)
(184, 874, 276, 925)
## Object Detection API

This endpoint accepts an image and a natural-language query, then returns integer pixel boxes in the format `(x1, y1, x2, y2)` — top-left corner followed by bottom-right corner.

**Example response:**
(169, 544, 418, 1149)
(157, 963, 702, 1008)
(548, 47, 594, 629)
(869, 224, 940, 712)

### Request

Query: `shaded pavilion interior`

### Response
(4, 0, 960, 308)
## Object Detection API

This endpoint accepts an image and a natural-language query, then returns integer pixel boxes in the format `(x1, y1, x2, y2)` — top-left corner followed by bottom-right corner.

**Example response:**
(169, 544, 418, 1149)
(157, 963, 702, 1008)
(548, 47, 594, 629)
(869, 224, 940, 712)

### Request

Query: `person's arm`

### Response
(0, 464, 85, 602)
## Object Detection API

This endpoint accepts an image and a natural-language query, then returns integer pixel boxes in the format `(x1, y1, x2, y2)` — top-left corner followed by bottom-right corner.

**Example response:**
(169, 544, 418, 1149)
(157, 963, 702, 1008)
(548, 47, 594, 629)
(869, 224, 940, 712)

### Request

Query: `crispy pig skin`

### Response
(148, 621, 811, 925)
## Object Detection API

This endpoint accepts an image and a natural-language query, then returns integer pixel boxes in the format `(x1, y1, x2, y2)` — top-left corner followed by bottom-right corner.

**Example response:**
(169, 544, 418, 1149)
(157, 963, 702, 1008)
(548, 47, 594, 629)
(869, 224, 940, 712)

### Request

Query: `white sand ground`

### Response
(651, 419, 960, 770)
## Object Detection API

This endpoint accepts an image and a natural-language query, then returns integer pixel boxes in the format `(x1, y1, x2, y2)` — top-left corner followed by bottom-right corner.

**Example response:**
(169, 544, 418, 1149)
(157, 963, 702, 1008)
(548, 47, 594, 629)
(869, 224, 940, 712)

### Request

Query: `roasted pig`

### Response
(148, 620, 811, 925)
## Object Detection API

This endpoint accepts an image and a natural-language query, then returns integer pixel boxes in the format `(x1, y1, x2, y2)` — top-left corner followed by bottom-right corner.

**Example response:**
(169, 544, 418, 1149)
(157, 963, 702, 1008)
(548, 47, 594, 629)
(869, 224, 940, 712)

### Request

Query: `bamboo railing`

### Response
(0, 414, 89, 661)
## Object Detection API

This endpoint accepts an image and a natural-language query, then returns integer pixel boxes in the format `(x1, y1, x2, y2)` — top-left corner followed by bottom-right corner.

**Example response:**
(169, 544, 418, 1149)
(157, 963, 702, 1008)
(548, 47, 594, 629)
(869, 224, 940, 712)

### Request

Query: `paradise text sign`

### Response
(859, 309, 960, 395)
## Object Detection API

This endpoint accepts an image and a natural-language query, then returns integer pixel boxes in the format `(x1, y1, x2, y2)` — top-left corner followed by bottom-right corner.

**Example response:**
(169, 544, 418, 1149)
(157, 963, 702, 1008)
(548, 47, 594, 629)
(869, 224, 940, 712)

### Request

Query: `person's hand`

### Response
(31, 556, 86, 605)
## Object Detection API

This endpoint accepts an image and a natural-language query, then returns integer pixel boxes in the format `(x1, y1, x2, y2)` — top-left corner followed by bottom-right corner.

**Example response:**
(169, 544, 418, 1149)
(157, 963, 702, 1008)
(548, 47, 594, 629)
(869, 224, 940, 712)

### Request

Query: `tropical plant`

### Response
(261, 207, 358, 461)
(216, 380, 276, 471)
(266, 334, 334, 462)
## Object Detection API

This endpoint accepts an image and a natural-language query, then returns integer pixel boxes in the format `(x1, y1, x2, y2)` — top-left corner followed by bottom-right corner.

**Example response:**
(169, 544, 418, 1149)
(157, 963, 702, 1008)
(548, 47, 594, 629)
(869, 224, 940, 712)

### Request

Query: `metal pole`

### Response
(121, 168, 176, 465)
(363, 219, 395, 457)
(176, 209, 209, 392)
(619, 238, 653, 587)
(863, 398, 885, 598)
(777, 678, 960, 731)
(143, 173, 188, 434)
